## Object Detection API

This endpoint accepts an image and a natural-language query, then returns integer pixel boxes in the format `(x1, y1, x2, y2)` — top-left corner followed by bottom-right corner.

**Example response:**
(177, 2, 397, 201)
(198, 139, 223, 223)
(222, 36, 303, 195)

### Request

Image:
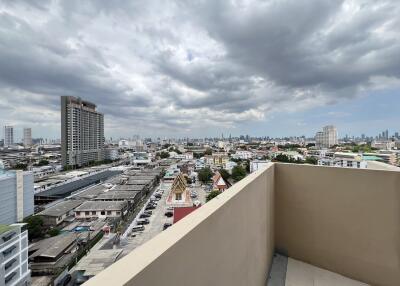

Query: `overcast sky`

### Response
(1, 0, 400, 140)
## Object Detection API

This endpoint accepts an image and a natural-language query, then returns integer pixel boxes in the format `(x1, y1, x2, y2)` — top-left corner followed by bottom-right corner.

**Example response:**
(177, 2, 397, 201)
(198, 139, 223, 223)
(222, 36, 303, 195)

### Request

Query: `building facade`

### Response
(315, 125, 338, 149)
(0, 171, 34, 224)
(22, 128, 32, 147)
(0, 223, 30, 286)
(4, 126, 14, 147)
(61, 96, 104, 168)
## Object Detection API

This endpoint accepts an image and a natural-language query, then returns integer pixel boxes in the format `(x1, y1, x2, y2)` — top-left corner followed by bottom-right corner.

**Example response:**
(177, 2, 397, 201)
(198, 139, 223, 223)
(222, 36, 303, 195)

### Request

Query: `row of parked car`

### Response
(132, 188, 166, 235)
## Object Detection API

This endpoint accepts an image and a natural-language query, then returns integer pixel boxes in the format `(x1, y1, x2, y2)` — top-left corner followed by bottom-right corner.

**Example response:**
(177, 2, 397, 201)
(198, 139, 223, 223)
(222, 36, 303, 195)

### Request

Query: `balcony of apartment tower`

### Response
(83, 163, 399, 286)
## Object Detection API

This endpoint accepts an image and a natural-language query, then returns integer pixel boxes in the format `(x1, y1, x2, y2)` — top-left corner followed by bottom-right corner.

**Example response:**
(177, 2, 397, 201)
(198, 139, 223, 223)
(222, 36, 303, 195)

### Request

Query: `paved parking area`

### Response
(119, 182, 208, 257)
(119, 183, 172, 256)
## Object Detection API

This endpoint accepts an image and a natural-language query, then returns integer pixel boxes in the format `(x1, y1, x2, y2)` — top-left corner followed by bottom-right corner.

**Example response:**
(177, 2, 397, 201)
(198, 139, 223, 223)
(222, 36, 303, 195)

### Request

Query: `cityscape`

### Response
(0, 1, 400, 286)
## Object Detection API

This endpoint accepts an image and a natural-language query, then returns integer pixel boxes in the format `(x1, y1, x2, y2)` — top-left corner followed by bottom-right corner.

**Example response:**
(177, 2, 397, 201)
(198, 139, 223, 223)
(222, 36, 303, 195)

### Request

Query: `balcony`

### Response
(84, 163, 400, 286)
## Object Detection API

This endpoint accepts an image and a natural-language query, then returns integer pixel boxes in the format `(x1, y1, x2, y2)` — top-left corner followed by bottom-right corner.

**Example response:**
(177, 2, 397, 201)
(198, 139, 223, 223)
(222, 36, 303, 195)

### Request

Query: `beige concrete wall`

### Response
(275, 163, 400, 286)
(84, 163, 275, 286)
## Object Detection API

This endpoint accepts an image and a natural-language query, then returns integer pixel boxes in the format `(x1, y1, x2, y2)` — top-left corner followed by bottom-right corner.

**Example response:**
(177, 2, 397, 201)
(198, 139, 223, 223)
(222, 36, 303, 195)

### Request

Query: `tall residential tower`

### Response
(315, 125, 338, 149)
(61, 96, 104, 168)
(23, 128, 32, 147)
(3, 126, 13, 147)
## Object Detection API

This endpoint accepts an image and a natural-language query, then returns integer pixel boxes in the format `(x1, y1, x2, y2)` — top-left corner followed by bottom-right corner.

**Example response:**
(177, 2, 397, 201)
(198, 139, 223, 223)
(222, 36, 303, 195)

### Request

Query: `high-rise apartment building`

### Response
(22, 128, 32, 147)
(315, 125, 338, 149)
(4, 126, 14, 147)
(61, 96, 104, 167)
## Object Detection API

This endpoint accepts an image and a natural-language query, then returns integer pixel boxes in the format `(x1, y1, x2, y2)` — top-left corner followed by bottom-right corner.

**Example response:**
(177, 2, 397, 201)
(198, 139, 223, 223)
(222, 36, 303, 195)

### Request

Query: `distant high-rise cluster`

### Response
(3, 126, 13, 147)
(61, 96, 104, 167)
(315, 125, 338, 149)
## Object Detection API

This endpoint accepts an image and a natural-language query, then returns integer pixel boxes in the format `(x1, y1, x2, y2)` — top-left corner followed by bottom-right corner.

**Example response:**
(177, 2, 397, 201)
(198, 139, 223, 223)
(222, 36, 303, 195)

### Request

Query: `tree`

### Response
(23, 216, 44, 240)
(35, 159, 49, 166)
(218, 168, 230, 182)
(185, 176, 192, 184)
(158, 151, 170, 159)
(47, 228, 61, 237)
(198, 167, 213, 183)
(231, 165, 246, 182)
(204, 148, 213, 155)
(305, 157, 318, 165)
(193, 152, 204, 159)
(206, 191, 221, 202)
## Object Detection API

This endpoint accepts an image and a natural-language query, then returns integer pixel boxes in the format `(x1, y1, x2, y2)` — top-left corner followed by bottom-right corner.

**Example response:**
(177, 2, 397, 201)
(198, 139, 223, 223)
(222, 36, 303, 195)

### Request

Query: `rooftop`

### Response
(75, 201, 127, 211)
(38, 199, 84, 217)
(0, 224, 14, 235)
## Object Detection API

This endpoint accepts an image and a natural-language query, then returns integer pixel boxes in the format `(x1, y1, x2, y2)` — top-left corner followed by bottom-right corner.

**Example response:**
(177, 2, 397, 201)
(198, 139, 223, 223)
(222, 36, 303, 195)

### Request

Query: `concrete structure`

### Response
(0, 171, 34, 224)
(104, 148, 119, 161)
(22, 128, 32, 147)
(0, 223, 30, 286)
(315, 125, 338, 149)
(84, 163, 400, 286)
(204, 152, 229, 167)
(250, 160, 270, 173)
(61, 96, 104, 168)
(3, 126, 13, 147)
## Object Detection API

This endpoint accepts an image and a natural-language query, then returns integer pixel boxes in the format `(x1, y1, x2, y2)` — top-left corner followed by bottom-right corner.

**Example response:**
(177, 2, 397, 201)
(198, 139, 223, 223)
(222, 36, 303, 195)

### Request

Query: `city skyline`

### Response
(1, 1, 400, 139)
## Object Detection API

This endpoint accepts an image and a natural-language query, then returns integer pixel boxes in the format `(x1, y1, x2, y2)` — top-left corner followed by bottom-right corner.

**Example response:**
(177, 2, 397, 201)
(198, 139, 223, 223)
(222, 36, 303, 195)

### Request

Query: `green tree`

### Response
(158, 151, 170, 159)
(36, 159, 49, 166)
(23, 216, 44, 240)
(185, 176, 192, 184)
(305, 157, 318, 165)
(47, 228, 61, 237)
(198, 167, 213, 183)
(204, 148, 213, 155)
(206, 190, 221, 202)
(231, 165, 246, 182)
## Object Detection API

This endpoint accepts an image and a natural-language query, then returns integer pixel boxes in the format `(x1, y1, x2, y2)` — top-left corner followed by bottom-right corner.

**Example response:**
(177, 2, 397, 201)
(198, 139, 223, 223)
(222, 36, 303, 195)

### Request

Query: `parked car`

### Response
(190, 193, 197, 198)
(145, 204, 156, 210)
(140, 213, 151, 218)
(165, 211, 173, 218)
(137, 219, 150, 225)
(131, 225, 145, 233)
(144, 210, 152, 215)
(154, 193, 162, 198)
(163, 223, 172, 230)
(166, 206, 174, 211)
(57, 274, 71, 286)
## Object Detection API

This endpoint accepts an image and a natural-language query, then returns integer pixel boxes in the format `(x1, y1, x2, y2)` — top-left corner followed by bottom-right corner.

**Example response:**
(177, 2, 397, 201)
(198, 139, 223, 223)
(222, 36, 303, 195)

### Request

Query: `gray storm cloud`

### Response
(0, 0, 399, 137)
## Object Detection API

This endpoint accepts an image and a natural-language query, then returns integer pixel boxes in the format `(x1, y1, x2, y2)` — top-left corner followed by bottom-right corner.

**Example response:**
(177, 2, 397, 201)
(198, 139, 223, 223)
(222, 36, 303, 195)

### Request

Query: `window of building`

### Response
(101, 211, 105, 215)
(76, 211, 80, 216)
(85, 211, 90, 215)
(92, 211, 96, 215)
(176, 193, 182, 201)
(116, 211, 121, 215)
(107, 211, 112, 215)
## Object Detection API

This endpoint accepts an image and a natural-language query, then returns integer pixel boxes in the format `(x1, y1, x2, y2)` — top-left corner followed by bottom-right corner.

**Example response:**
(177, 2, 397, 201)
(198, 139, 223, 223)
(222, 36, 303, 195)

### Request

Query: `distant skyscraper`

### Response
(3, 126, 14, 147)
(315, 125, 338, 149)
(23, 128, 32, 147)
(61, 96, 104, 167)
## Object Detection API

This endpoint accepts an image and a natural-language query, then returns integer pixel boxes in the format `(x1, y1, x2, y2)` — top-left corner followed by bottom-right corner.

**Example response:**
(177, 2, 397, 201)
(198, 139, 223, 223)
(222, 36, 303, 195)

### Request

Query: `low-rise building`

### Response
(204, 153, 229, 168)
(38, 200, 84, 227)
(74, 201, 128, 220)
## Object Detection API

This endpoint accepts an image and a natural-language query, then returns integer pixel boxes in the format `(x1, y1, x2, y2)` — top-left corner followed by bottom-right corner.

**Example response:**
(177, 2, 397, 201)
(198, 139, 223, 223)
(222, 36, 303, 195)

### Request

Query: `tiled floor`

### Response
(285, 258, 369, 286)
